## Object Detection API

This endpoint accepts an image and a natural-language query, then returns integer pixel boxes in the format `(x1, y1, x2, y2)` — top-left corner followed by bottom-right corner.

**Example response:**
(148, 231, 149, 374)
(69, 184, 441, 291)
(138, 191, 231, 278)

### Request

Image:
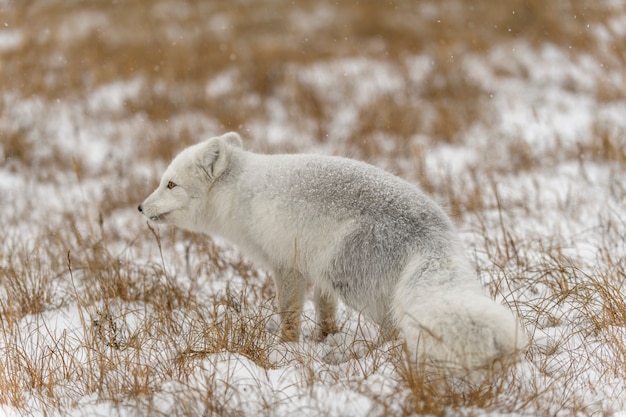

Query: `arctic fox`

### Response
(139, 132, 527, 372)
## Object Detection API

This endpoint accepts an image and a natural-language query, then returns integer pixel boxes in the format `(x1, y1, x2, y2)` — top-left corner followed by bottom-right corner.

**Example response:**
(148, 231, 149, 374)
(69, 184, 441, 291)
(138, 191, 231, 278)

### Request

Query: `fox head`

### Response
(138, 132, 242, 231)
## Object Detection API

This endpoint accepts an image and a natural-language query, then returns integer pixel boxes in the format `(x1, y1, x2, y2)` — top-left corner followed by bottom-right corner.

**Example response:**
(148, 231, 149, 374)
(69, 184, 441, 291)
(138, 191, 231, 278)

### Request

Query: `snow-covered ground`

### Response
(1, 1, 625, 416)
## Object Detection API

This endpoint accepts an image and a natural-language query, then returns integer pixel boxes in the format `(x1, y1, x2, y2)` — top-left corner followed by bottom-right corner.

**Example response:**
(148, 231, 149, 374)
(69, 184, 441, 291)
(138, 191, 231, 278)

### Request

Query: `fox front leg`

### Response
(314, 286, 338, 341)
(273, 267, 306, 342)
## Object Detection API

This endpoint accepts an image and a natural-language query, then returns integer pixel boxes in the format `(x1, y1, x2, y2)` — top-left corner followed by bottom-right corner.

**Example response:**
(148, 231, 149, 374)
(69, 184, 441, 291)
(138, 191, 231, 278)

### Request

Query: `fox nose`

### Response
(138, 204, 143, 213)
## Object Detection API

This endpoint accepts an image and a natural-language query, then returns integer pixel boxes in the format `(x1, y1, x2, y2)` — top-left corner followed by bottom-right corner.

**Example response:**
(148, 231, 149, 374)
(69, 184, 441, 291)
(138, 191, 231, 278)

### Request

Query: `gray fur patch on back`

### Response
(278, 156, 455, 322)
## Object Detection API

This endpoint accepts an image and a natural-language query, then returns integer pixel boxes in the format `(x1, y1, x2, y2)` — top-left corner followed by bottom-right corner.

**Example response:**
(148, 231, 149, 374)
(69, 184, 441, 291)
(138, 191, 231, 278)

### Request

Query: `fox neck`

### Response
(193, 170, 243, 243)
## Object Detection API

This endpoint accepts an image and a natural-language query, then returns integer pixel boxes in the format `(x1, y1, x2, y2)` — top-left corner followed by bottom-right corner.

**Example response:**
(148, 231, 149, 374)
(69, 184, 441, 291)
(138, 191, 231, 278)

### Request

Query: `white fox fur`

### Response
(139, 132, 527, 372)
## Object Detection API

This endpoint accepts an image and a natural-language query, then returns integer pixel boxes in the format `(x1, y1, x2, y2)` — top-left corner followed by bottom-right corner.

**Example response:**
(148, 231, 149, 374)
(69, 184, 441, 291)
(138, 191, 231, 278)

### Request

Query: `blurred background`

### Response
(2, 0, 625, 224)
(2, 0, 624, 170)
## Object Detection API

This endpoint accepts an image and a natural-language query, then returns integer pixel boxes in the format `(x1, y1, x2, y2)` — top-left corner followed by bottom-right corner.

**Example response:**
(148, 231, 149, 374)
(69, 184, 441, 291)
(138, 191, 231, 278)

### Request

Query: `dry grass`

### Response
(1, 0, 625, 415)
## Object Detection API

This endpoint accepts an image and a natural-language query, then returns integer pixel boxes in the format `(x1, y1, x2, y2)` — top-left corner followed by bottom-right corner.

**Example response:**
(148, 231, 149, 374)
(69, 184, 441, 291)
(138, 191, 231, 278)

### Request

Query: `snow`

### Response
(87, 78, 143, 115)
(463, 40, 626, 156)
(1, 4, 626, 417)
(206, 69, 238, 98)
(0, 29, 22, 52)
(55, 11, 108, 44)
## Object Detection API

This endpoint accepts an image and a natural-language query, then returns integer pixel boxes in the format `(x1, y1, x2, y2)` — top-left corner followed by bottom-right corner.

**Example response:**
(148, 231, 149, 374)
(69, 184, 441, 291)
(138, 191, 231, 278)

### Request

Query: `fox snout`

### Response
(137, 200, 171, 223)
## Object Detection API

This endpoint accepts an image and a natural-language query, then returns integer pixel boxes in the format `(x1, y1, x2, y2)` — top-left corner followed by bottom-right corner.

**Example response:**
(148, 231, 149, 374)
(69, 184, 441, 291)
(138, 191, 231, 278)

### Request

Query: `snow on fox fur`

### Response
(139, 132, 527, 372)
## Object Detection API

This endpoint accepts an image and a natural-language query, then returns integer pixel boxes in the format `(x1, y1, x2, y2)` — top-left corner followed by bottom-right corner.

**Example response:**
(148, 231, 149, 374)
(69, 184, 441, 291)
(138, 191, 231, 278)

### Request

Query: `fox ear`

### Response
(199, 138, 229, 180)
(220, 131, 243, 148)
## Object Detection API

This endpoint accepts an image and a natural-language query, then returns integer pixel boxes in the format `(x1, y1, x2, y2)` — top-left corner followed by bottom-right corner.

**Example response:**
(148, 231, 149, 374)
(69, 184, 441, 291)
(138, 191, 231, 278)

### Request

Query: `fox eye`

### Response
(167, 181, 177, 189)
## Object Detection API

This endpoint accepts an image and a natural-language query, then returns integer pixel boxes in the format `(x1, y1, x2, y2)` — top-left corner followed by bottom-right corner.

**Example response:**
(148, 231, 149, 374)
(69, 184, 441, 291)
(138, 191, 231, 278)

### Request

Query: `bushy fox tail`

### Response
(394, 283, 527, 373)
